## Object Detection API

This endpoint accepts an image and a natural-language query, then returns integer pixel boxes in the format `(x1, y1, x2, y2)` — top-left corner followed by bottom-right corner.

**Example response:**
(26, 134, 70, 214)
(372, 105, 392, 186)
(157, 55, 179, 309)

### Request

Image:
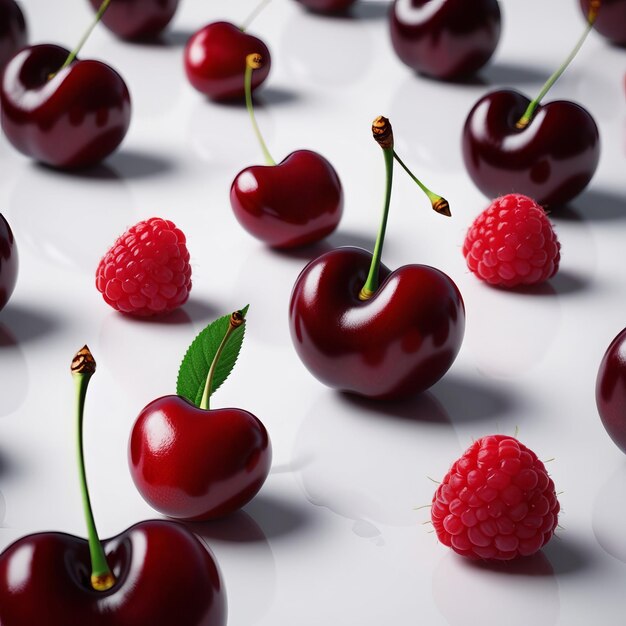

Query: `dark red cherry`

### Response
(129, 395, 272, 520)
(0, 0, 26, 70)
(184, 22, 270, 101)
(389, 0, 501, 80)
(462, 89, 600, 206)
(597, 328, 626, 454)
(230, 149, 343, 248)
(0, 44, 131, 169)
(87, 0, 179, 40)
(0, 520, 226, 626)
(289, 247, 465, 399)
(0, 213, 17, 313)
(294, 0, 356, 12)
(581, 0, 626, 46)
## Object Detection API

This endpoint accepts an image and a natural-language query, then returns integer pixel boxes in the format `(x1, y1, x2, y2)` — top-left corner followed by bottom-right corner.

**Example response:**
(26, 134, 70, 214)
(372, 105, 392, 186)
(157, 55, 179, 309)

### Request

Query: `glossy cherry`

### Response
(0, 0, 26, 71)
(294, 0, 356, 13)
(390, 0, 501, 80)
(597, 328, 626, 454)
(0, 214, 18, 313)
(88, 0, 179, 40)
(1, 42, 130, 169)
(184, 22, 270, 101)
(581, 0, 626, 46)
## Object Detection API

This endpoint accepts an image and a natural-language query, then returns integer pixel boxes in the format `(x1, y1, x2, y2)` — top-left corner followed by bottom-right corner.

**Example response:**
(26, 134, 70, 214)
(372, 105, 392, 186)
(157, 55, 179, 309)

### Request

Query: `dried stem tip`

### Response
(372, 116, 394, 150)
(230, 311, 246, 329)
(71, 346, 96, 375)
(433, 197, 451, 217)
(588, 0, 601, 23)
(246, 53, 264, 70)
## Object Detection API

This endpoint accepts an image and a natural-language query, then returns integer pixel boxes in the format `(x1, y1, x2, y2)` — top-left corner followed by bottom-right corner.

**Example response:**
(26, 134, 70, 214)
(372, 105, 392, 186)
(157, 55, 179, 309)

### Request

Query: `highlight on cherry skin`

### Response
(230, 53, 343, 248)
(0, 347, 227, 626)
(289, 116, 465, 400)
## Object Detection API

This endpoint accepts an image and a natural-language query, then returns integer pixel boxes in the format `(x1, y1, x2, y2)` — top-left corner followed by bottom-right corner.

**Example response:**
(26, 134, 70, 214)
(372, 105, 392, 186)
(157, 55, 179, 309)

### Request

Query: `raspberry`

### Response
(96, 217, 191, 316)
(431, 435, 560, 560)
(462, 194, 560, 288)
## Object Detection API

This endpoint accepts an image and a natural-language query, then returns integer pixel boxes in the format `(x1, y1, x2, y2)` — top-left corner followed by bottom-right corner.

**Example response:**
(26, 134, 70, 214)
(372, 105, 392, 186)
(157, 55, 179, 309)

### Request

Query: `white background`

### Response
(1, 0, 626, 623)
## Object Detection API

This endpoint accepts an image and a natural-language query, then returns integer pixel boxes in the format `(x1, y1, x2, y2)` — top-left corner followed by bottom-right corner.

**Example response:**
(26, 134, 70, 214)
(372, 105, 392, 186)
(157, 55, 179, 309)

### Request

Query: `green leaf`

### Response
(176, 305, 249, 407)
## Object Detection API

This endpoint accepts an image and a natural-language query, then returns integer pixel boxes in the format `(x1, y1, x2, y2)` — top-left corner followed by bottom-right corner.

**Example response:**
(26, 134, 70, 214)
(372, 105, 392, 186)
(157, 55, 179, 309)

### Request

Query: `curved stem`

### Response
(72, 347, 115, 592)
(199, 311, 246, 410)
(392, 151, 450, 217)
(359, 147, 394, 301)
(516, 4, 598, 129)
(241, 0, 272, 32)
(245, 54, 275, 166)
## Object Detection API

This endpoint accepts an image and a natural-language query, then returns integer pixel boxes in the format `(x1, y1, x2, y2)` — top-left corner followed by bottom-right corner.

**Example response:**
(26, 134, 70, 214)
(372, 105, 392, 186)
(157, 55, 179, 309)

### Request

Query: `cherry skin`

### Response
(0, 214, 17, 313)
(581, 0, 626, 46)
(0, 44, 131, 169)
(129, 395, 272, 520)
(597, 328, 626, 454)
(88, 0, 179, 40)
(295, 0, 356, 13)
(230, 149, 343, 248)
(390, 0, 501, 80)
(184, 22, 270, 101)
(462, 89, 600, 206)
(0, 0, 26, 71)
(289, 247, 465, 399)
(0, 520, 226, 626)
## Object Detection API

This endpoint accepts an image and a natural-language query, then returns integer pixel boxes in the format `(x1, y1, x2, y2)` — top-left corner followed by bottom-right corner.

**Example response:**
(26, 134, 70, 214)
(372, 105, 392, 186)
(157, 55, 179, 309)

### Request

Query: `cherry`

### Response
(0, 2, 131, 169)
(0, 0, 26, 71)
(289, 117, 464, 399)
(87, 0, 179, 40)
(230, 54, 342, 248)
(0, 347, 226, 626)
(581, 0, 626, 45)
(0, 213, 18, 313)
(130, 311, 272, 520)
(462, 5, 600, 206)
(184, 22, 270, 101)
(389, 0, 501, 80)
(597, 328, 626, 454)
(294, 0, 356, 13)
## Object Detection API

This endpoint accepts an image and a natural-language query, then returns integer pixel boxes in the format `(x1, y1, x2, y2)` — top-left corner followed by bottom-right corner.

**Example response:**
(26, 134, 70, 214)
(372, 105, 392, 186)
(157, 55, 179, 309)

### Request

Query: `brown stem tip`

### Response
(588, 0, 601, 23)
(91, 572, 115, 592)
(246, 53, 264, 70)
(71, 346, 96, 375)
(433, 198, 451, 217)
(230, 311, 246, 329)
(372, 116, 394, 150)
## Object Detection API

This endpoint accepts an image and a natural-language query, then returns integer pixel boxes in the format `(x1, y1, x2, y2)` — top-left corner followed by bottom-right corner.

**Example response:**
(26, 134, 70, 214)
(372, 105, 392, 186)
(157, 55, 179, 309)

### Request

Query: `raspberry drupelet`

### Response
(96, 217, 192, 316)
(463, 194, 560, 288)
(431, 435, 560, 560)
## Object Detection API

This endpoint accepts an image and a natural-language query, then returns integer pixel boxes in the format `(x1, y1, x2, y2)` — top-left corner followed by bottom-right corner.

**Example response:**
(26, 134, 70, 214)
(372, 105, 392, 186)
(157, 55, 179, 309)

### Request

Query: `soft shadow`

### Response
(0, 304, 60, 343)
(257, 86, 300, 107)
(431, 374, 519, 425)
(479, 61, 548, 86)
(268, 231, 373, 262)
(122, 28, 194, 48)
(34, 160, 121, 182)
(186, 510, 269, 544)
(554, 189, 626, 222)
(106, 149, 177, 180)
(461, 550, 555, 577)
(349, 1, 391, 20)
(116, 307, 193, 326)
(242, 492, 313, 540)
(549, 269, 593, 296)
(0, 449, 14, 478)
(182, 298, 221, 325)
(543, 535, 596, 576)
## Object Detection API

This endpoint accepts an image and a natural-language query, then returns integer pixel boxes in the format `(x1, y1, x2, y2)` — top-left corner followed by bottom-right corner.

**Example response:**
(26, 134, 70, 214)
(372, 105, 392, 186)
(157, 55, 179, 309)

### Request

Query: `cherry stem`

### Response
(199, 311, 246, 411)
(71, 346, 115, 592)
(245, 54, 275, 166)
(241, 0, 272, 32)
(516, 1, 599, 129)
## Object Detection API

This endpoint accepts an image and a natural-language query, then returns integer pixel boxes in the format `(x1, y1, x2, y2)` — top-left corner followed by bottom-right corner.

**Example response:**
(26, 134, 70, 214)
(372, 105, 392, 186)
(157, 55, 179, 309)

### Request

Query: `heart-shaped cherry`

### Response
(0, 3, 131, 169)
(0, 0, 26, 71)
(294, 0, 356, 13)
(389, 0, 501, 80)
(0, 213, 18, 313)
(462, 6, 600, 206)
(597, 328, 626, 454)
(0, 347, 226, 626)
(581, 0, 626, 45)
(289, 117, 464, 399)
(184, 22, 270, 101)
(231, 54, 342, 248)
(87, 0, 179, 40)
(130, 310, 272, 520)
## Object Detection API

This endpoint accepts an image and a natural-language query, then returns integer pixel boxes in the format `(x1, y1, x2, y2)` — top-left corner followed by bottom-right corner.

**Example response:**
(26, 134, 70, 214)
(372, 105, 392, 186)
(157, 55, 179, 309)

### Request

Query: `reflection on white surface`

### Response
(433, 550, 560, 626)
(593, 462, 626, 563)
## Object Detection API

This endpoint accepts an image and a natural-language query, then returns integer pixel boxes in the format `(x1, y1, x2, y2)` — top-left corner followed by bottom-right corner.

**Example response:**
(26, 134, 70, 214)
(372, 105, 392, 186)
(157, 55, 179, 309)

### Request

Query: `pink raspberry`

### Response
(431, 435, 560, 560)
(96, 217, 191, 316)
(463, 194, 560, 288)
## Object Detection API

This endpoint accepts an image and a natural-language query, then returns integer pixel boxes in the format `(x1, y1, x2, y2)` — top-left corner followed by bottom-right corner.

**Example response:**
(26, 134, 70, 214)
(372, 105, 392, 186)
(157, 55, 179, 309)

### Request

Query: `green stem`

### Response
(245, 54, 275, 166)
(359, 147, 394, 301)
(199, 311, 246, 410)
(241, 0, 272, 32)
(392, 151, 450, 217)
(72, 347, 115, 592)
(516, 7, 598, 129)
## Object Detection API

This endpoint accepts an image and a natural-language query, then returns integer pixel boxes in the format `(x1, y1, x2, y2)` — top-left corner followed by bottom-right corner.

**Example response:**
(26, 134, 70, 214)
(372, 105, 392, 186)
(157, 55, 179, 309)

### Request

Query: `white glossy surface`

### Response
(1, 0, 626, 623)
